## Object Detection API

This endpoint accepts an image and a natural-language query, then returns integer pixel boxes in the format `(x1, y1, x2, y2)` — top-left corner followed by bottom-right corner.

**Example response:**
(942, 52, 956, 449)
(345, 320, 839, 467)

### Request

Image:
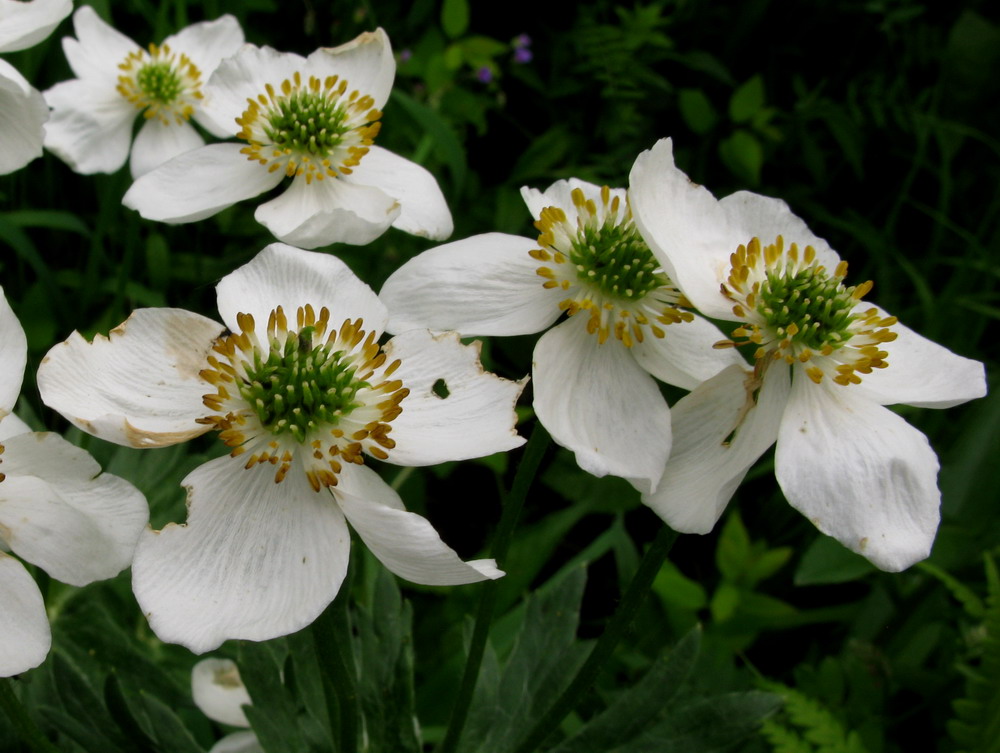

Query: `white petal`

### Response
(0, 60, 47, 174)
(336, 464, 502, 585)
(123, 144, 284, 224)
(43, 78, 134, 174)
(379, 330, 526, 465)
(62, 6, 138, 81)
(642, 363, 789, 533)
(0, 432, 148, 585)
(532, 317, 671, 494)
(210, 731, 263, 753)
(630, 313, 746, 391)
(191, 658, 251, 728)
(199, 45, 305, 136)
(344, 146, 452, 240)
(38, 308, 223, 448)
(129, 118, 204, 179)
(0, 554, 49, 677)
(380, 233, 559, 336)
(304, 28, 395, 110)
(776, 375, 941, 571)
(0, 285, 26, 415)
(215, 243, 388, 336)
(254, 172, 400, 248)
(519, 178, 623, 224)
(852, 305, 987, 409)
(0, 413, 32, 441)
(165, 15, 244, 83)
(132, 455, 351, 654)
(0, 0, 71, 53)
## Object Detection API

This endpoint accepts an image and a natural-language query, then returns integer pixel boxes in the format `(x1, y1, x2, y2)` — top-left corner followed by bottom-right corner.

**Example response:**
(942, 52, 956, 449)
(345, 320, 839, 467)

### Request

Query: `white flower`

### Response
(192, 658, 262, 753)
(122, 30, 453, 249)
(0, 287, 149, 677)
(380, 179, 743, 494)
(0, 0, 70, 53)
(37, 243, 525, 653)
(629, 137, 988, 571)
(43, 6, 244, 178)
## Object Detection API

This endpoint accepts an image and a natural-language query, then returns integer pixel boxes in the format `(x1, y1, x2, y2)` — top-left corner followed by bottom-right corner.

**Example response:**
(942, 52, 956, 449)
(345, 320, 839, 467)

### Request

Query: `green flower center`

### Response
(136, 61, 183, 104)
(237, 324, 367, 444)
(756, 266, 859, 351)
(263, 90, 351, 158)
(570, 220, 669, 302)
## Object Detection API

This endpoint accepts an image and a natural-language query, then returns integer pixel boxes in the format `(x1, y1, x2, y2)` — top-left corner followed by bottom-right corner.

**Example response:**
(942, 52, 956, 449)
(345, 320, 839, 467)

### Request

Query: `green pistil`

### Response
(757, 268, 857, 350)
(264, 91, 348, 157)
(136, 61, 183, 104)
(238, 326, 366, 444)
(570, 220, 666, 301)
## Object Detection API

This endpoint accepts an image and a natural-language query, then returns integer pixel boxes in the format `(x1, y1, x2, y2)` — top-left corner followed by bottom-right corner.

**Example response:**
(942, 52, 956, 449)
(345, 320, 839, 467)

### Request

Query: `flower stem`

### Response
(0, 678, 60, 753)
(511, 523, 680, 753)
(312, 562, 358, 753)
(437, 421, 551, 753)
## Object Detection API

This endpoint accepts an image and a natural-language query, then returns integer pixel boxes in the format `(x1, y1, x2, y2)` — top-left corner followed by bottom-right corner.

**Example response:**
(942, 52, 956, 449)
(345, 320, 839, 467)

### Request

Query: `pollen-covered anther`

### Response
(199, 305, 407, 489)
(722, 235, 897, 386)
(116, 43, 204, 125)
(236, 71, 382, 183)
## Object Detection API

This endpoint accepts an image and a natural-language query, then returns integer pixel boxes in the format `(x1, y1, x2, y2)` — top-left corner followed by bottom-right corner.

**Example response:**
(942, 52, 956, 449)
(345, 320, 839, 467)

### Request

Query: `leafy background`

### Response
(1, 0, 998, 751)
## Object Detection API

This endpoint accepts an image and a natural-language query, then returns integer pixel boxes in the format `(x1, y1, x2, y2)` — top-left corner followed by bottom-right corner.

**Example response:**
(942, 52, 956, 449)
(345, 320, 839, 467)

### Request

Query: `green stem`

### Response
(511, 524, 680, 753)
(312, 563, 358, 753)
(0, 678, 60, 753)
(437, 421, 551, 753)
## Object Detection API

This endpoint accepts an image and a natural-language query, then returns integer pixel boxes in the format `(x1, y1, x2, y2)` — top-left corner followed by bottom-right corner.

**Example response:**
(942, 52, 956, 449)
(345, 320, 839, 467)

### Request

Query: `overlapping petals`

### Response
(0, 0, 71, 53)
(0, 59, 48, 174)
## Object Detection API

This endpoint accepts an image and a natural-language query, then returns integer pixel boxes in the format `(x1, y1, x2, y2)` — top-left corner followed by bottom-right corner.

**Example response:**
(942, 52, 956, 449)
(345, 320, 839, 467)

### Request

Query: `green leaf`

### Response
(729, 75, 765, 123)
(653, 562, 708, 613)
(710, 582, 741, 623)
(238, 641, 309, 753)
(716, 511, 751, 581)
(794, 537, 876, 586)
(139, 693, 205, 753)
(678, 89, 717, 134)
(718, 129, 763, 185)
(441, 0, 469, 39)
(390, 89, 467, 193)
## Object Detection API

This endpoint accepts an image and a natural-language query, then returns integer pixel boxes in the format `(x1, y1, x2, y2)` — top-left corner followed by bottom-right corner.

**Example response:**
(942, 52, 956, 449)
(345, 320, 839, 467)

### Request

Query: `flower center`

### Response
(198, 305, 408, 491)
(236, 72, 382, 184)
(718, 236, 898, 385)
(117, 43, 203, 125)
(531, 186, 692, 346)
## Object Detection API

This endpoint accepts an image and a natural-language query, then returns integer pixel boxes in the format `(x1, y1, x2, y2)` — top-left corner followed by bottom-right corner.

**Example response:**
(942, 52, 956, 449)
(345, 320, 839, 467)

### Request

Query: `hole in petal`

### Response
(432, 378, 450, 399)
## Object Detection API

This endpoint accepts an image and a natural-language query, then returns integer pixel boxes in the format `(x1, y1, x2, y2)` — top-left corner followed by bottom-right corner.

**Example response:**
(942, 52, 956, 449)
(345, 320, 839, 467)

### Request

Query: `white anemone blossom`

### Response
(0, 287, 148, 677)
(380, 178, 743, 494)
(629, 137, 987, 571)
(123, 29, 453, 249)
(0, 0, 71, 175)
(37, 243, 525, 654)
(192, 658, 262, 753)
(43, 6, 244, 178)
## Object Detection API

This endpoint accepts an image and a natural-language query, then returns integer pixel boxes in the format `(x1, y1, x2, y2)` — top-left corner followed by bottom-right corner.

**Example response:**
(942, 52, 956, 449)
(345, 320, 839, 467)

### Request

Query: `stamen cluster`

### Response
(117, 43, 204, 125)
(198, 305, 408, 491)
(718, 236, 898, 386)
(236, 72, 382, 184)
(532, 186, 692, 346)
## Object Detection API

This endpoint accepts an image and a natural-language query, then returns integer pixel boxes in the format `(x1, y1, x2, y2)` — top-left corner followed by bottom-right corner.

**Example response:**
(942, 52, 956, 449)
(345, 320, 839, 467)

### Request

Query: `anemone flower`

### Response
(123, 29, 453, 249)
(38, 243, 525, 653)
(380, 178, 743, 494)
(629, 137, 987, 571)
(192, 658, 261, 753)
(0, 287, 148, 677)
(43, 6, 244, 178)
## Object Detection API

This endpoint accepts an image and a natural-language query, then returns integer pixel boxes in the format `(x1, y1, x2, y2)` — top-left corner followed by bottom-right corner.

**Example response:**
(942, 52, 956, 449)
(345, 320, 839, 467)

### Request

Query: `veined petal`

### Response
(776, 374, 940, 571)
(132, 455, 351, 653)
(642, 363, 789, 534)
(337, 464, 502, 585)
(379, 330, 526, 466)
(0, 432, 148, 586)
(380, 233, 560, 336)
(191, 658, 251, 728)
(0, 60, 47, 175)
(38, 308, 223, 448)
(0, 0, 72, 53)
(630, 313, 747, 391)
(61, 6, 138, 82)
(852, 305, 987, 409)
(0, 554, 49, 677)
(124, 144, 284, 224)
(215, 242, 388, 336)
(43, 78, 135, 174)
(129, 118, 204, 179)
(304, 28, 395, 110)
(344, 146, 452, 240)
(254, 172, 400, 248)
(0, 286, 27, 415)
(532, 317, 671, 494)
